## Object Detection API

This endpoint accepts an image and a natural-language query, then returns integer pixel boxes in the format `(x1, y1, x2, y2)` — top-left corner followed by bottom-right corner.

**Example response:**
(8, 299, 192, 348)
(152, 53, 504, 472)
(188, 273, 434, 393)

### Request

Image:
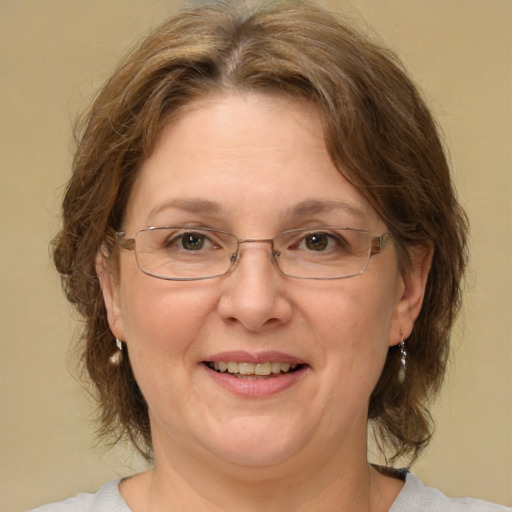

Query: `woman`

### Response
(32, 1, 509, 510)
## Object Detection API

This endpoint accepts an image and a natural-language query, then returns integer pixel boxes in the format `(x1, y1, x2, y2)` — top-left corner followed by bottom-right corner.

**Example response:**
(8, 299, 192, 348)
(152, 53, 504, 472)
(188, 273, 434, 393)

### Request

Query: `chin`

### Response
(197, 416, 311, 469)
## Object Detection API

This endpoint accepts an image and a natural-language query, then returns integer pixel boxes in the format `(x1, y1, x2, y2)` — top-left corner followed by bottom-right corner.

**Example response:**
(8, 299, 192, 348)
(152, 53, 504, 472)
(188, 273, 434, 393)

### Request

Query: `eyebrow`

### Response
(146, 198, 366, 223)
(286, 199, 366, 218)
(147, 199, 223, 220)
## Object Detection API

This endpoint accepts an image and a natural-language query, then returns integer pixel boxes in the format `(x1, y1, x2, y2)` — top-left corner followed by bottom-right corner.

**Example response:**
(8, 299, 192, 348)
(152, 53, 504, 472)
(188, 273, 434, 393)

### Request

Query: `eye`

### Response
(298, 231, 346, 252)
(303, 232, 330, 251)
(180, 232, 206, 251)
(163, 231, 216, 251)
(283, 229, 352, 255)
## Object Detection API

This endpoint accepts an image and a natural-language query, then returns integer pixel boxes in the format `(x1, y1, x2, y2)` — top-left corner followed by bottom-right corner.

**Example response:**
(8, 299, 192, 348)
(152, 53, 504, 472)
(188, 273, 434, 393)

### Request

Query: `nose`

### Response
(217, 241, 293, 332)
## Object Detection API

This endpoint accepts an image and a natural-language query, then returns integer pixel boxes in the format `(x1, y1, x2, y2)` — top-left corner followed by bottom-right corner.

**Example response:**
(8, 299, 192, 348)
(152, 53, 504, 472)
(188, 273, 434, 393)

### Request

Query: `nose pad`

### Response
(228, 240, 279, 274)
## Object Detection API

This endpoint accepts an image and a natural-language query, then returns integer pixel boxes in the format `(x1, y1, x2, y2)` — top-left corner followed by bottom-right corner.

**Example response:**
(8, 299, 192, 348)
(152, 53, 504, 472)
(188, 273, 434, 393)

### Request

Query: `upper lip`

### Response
(203, 350, 307, 365)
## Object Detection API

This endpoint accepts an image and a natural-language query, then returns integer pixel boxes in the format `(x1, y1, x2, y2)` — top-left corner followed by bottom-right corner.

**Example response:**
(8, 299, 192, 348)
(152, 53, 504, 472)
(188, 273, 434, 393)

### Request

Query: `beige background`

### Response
(1, 1, 510, 510)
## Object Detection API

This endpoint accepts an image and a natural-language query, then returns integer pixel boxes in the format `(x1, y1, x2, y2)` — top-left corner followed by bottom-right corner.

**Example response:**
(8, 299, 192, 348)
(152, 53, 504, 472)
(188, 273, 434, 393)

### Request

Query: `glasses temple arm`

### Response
(370, 233, 389, 255)
(115, 232, 136, 250)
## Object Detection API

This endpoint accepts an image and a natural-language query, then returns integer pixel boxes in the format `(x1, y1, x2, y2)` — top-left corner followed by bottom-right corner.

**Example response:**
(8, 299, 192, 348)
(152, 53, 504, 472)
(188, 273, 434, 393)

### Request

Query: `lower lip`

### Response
(203, 365, 307, 398)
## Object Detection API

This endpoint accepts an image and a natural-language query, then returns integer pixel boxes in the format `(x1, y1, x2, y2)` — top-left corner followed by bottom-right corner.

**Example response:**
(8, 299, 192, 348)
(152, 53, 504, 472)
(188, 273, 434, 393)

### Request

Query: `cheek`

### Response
(302, 281, 397, 382)
(117, 279, 221, 419)
(305, 280, 396, 343)
(118, 275, 217, 363)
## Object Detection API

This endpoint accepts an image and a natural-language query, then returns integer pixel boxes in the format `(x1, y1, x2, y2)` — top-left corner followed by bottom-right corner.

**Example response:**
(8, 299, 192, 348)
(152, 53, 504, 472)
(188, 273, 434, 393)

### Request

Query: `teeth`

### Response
(209, 361, 298, 376)
(255, 362, 271, 375)
(271, 362, 282, 374)
(239, 363, 254, 375)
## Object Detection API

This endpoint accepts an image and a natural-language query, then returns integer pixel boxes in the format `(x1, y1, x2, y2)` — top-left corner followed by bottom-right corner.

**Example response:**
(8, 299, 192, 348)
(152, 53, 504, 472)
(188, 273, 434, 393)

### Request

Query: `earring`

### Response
(109, 338, 123, 366)
(397, 333, 407, 383)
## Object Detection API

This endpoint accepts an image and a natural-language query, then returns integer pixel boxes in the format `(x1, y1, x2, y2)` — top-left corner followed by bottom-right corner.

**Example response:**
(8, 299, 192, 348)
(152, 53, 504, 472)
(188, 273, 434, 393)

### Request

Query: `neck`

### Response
(121, 431, 402, 512)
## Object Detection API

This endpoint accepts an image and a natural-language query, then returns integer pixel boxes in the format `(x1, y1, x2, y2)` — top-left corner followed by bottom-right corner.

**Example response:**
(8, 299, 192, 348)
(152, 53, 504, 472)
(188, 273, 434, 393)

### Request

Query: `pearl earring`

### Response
(109, 338, 123, 366)
(397, 333, 407, 383)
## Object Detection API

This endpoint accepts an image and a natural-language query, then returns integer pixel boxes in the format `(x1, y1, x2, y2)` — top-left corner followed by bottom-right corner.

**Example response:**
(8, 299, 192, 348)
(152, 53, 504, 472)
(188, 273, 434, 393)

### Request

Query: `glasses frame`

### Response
(115, 226, 389, 281)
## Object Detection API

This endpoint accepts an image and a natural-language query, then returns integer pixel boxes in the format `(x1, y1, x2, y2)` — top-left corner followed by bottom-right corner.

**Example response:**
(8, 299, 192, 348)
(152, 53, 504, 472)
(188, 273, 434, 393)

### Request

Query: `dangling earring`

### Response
(397, 333, 407, 383)
(109, 338, 123, 366)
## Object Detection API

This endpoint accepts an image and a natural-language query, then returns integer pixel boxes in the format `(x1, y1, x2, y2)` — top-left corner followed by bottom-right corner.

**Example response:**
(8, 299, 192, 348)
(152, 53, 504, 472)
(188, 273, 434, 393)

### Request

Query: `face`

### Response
(102, 93, 425, 474)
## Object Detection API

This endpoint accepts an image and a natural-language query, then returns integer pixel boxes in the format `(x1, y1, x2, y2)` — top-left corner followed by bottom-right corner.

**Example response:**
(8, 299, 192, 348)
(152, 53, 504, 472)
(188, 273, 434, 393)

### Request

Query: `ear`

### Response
(96, 249, 126, 341)
(390, 243, 433, 346)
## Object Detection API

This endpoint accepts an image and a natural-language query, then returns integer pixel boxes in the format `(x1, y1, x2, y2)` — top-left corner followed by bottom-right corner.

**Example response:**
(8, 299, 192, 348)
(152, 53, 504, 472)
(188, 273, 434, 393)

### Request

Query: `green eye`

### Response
(304, 232, 329, 251)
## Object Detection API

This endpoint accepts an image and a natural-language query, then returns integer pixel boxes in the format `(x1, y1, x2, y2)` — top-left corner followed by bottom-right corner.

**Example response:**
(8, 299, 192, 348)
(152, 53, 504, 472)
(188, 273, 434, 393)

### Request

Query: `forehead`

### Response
(124, 92, 381, 231)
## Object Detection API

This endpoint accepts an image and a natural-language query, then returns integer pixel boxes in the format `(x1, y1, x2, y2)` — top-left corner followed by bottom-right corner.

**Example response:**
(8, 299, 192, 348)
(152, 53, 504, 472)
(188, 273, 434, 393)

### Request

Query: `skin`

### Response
(99, 93, 431, 511)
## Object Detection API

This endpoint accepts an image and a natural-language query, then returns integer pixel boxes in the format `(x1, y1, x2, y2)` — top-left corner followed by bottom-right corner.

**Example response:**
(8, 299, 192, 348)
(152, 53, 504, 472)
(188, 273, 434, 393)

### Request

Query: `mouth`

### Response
(204, 361, 304, 379)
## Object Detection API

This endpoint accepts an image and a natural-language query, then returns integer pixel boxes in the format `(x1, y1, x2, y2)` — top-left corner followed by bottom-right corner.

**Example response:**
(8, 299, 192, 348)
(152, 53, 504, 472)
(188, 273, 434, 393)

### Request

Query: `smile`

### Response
(205, 361, 301, 378)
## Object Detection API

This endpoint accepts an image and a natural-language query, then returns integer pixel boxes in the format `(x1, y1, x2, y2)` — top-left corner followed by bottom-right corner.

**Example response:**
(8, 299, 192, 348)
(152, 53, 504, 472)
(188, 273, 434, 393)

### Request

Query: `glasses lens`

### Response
(273, 227, 372, 279)
(134, 227, 238, 280)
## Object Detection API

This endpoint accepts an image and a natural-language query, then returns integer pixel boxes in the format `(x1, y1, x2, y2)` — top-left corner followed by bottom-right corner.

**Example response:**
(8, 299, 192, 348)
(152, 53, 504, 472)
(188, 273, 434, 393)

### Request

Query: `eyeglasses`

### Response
(115, 226, 389, 281)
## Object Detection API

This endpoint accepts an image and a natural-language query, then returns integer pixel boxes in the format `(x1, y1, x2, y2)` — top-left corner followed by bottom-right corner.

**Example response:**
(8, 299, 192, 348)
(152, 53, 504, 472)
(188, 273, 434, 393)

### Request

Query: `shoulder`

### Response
(390, 472, 511, 512)
(28, 480, 130, 512)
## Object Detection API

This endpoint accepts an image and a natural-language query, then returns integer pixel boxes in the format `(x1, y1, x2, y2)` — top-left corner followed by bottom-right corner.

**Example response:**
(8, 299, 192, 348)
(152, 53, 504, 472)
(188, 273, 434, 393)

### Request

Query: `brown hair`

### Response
(53, 0, 468, 464)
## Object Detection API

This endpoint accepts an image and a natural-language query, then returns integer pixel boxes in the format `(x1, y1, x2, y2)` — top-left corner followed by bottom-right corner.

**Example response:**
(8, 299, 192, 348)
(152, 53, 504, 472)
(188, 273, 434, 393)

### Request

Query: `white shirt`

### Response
(29, 472, 511, 511)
